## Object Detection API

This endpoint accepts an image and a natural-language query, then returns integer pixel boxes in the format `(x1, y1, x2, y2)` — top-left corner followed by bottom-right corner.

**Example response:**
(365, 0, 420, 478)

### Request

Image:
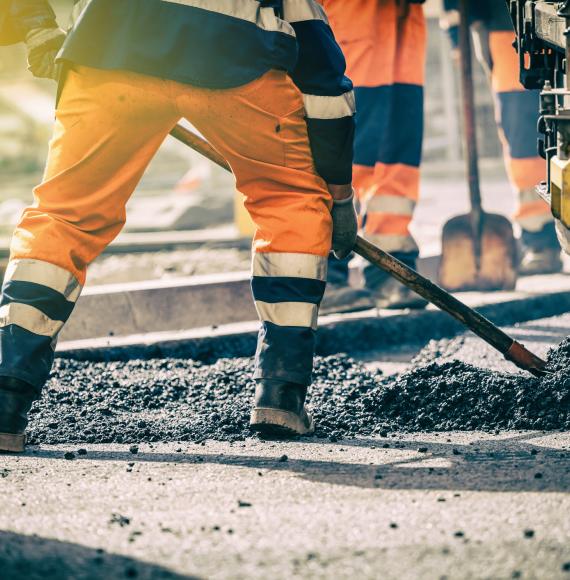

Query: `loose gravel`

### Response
(26, 337, 570, 444)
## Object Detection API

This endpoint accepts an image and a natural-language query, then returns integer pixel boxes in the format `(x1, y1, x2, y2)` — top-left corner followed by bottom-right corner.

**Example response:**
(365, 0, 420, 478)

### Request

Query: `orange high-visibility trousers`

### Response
(321, 0, 426, 257)
(486, 31, 552, 234)
(443, 0, 552, 236)
(2, 66, 332, 389)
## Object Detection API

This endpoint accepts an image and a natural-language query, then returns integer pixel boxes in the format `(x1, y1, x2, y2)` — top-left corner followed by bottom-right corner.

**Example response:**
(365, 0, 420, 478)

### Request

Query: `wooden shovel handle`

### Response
(169, 124, 547, 376)
(170, 125, 231, 172)
(459, 0, 482, 214)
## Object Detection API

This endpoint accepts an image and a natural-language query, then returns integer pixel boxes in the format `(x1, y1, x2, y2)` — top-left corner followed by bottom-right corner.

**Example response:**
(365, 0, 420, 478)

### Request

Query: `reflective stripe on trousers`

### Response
(322, 0, 425, 254)
(3, 66, 332, 388)
(0, 259, 82, 389)
(485, 29, 551, 232)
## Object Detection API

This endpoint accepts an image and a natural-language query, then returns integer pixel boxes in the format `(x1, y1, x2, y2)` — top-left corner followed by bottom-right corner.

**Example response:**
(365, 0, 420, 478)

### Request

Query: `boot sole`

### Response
(0, 432, 25, 453)
(250, 408, 315, 438)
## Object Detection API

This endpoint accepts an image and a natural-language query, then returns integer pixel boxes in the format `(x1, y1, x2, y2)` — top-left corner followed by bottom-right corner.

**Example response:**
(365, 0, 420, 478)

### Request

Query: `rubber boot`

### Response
(364, 253, 428, 310)
(250, 379, 315, 437)
(520, 223, 563, 276)
(0, 377, 38, 453)
(320, 254, 375, 315)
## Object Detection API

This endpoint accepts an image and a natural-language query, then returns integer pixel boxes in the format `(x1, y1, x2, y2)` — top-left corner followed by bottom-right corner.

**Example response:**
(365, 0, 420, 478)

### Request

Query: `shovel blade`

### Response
(438, 213, 518, 292)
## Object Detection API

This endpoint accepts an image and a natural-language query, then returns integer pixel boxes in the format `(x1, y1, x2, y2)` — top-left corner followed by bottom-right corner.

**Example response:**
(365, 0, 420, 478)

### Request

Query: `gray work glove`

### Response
(331, 191, 358, 260)
(25, 27, 66, 80)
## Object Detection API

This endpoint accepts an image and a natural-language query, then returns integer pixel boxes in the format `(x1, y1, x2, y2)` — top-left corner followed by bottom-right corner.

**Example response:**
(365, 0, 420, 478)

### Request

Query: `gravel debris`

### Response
(25, 337, 570, 444)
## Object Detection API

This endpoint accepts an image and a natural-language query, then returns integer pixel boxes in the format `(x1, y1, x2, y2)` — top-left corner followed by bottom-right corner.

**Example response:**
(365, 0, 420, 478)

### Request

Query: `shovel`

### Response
(168, 125, 547, 377)
(438, 0, 518, 292)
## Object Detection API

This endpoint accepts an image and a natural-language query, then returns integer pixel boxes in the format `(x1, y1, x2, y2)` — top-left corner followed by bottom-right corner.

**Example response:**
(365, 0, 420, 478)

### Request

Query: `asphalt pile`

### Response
(27, 338, 570, 444)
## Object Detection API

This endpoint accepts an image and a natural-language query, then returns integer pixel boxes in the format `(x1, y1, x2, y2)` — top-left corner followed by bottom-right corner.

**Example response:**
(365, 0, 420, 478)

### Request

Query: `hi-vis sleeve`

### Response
(283, 0, 355, 185)
(0, 0, 58, 45)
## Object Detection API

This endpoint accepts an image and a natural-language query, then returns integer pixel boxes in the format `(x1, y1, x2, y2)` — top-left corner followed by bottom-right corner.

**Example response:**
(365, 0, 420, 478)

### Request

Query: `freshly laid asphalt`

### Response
(1, 313, 570, 578)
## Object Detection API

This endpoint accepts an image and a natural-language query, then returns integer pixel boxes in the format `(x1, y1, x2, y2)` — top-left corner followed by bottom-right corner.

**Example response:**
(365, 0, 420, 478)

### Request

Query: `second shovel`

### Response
(438, 0, 517, 292)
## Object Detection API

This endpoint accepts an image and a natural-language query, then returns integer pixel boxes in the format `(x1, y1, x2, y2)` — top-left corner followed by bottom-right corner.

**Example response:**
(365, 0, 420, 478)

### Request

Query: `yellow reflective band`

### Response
(4, 259, 81, 302)
(161, 0, 295, 36)
(517, 214, 554, 233)
(0, 303, 64, 338)
(366, 195, 416, 217)
(253, 253, 327, 281)
(519, 187, 543, 205)
(302, 92, 356, 120)
(283, 0, 328, 24)
(255, 301, 318, 330)
(365, 234, 419, 254)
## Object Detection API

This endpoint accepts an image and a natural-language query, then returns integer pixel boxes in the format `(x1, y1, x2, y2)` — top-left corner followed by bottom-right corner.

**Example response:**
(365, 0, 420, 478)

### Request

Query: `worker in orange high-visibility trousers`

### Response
(319, 0, 428, 314)
(0, 0, 357, 451)
(442, 0, 560, 275)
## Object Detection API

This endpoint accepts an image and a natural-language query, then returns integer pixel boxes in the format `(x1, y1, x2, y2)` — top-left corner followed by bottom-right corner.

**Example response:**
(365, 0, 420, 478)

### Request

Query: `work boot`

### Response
(320, 254, 375, 315)
(520, 223, 563, 276)
(364, 253, 428, 310)
(320, 285, 375, 315)
(370, 277, 429, 310)
(0, 377, 38, 453)
(250, 379, 315, 437)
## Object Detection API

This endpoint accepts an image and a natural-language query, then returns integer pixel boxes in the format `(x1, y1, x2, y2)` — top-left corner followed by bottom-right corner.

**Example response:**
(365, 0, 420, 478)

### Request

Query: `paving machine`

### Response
(508, 0, 570, 253)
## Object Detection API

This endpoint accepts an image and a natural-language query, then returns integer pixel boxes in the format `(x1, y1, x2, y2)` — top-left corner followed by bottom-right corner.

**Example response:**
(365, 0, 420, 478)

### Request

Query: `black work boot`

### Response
(364, 252, 428, 310)
(520, 222, 563, 276)
(320, 254, 375, 315)
(0, 377, 38, 453)
(250, 379, 315, 437)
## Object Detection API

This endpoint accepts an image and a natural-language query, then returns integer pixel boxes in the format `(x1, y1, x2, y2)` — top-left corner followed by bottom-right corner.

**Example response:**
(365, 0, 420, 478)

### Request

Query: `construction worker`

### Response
(0, 0, 357, 451)
(320, 0, 428, 313)
(442, 0, 561, 275)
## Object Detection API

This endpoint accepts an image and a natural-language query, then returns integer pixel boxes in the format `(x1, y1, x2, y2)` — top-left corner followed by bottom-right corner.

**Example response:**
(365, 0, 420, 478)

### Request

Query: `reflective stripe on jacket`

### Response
(61, 0, 354, 184)
(5, 0, 355, 183)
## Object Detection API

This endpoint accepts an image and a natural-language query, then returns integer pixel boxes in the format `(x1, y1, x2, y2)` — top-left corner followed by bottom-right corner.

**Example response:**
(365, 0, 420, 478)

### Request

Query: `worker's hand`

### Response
(25, 27, 66, 81)
(329, 184, 358, 260)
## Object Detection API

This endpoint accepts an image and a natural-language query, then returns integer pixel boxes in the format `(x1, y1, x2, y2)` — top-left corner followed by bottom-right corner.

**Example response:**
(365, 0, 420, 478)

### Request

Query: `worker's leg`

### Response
(311, 1, 381, 313)
(358, 2, 426, 307)
(486, 21, 560, 273)
(320, 0, 425, 311)
(0, 66, 179, 391)
(175, 70, 331, 391)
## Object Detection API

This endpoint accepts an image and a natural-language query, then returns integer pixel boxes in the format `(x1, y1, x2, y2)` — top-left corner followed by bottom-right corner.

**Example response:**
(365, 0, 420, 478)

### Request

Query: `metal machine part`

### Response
(508, 0, 570, 250)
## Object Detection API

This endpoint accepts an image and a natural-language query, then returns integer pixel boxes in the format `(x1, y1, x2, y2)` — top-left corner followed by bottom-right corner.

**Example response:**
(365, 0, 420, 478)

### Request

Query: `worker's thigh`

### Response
(11, 66, 180, 285)
(175, 70, 332, 258)
(321, 0, 398, 88)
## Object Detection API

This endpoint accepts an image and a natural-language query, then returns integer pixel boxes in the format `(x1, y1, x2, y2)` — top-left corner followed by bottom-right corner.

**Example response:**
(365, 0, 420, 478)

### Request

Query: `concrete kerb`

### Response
(57, 281, 570, 365)
(60, 271, 255, 342)
(57, 255, 441, 342)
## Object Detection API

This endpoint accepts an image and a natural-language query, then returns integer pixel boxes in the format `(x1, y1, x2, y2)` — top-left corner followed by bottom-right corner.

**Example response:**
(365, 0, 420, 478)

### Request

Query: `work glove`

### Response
(331, 190, 358, 260)
(25, 27, 66, 81)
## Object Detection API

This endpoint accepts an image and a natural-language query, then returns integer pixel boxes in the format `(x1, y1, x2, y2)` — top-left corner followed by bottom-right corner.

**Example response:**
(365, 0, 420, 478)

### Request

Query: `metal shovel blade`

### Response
(438, 211, 518, 292)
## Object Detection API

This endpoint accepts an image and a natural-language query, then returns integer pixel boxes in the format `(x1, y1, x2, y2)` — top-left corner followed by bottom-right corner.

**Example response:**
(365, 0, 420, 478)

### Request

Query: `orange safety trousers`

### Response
(486, 31, 552, 233)
(322, 0, 426, 255)
(2, 66, 332, 389)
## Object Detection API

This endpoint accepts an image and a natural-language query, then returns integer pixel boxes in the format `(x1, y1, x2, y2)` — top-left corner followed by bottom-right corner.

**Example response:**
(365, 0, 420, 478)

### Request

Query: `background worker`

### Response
(0, 0, 357, 451)
(442, 0, 561, 275)
(320, 0, 428, 313)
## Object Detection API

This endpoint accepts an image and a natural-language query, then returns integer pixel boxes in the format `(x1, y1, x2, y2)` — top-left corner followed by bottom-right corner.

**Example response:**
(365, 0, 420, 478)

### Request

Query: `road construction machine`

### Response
(508, 0, 570, 253)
